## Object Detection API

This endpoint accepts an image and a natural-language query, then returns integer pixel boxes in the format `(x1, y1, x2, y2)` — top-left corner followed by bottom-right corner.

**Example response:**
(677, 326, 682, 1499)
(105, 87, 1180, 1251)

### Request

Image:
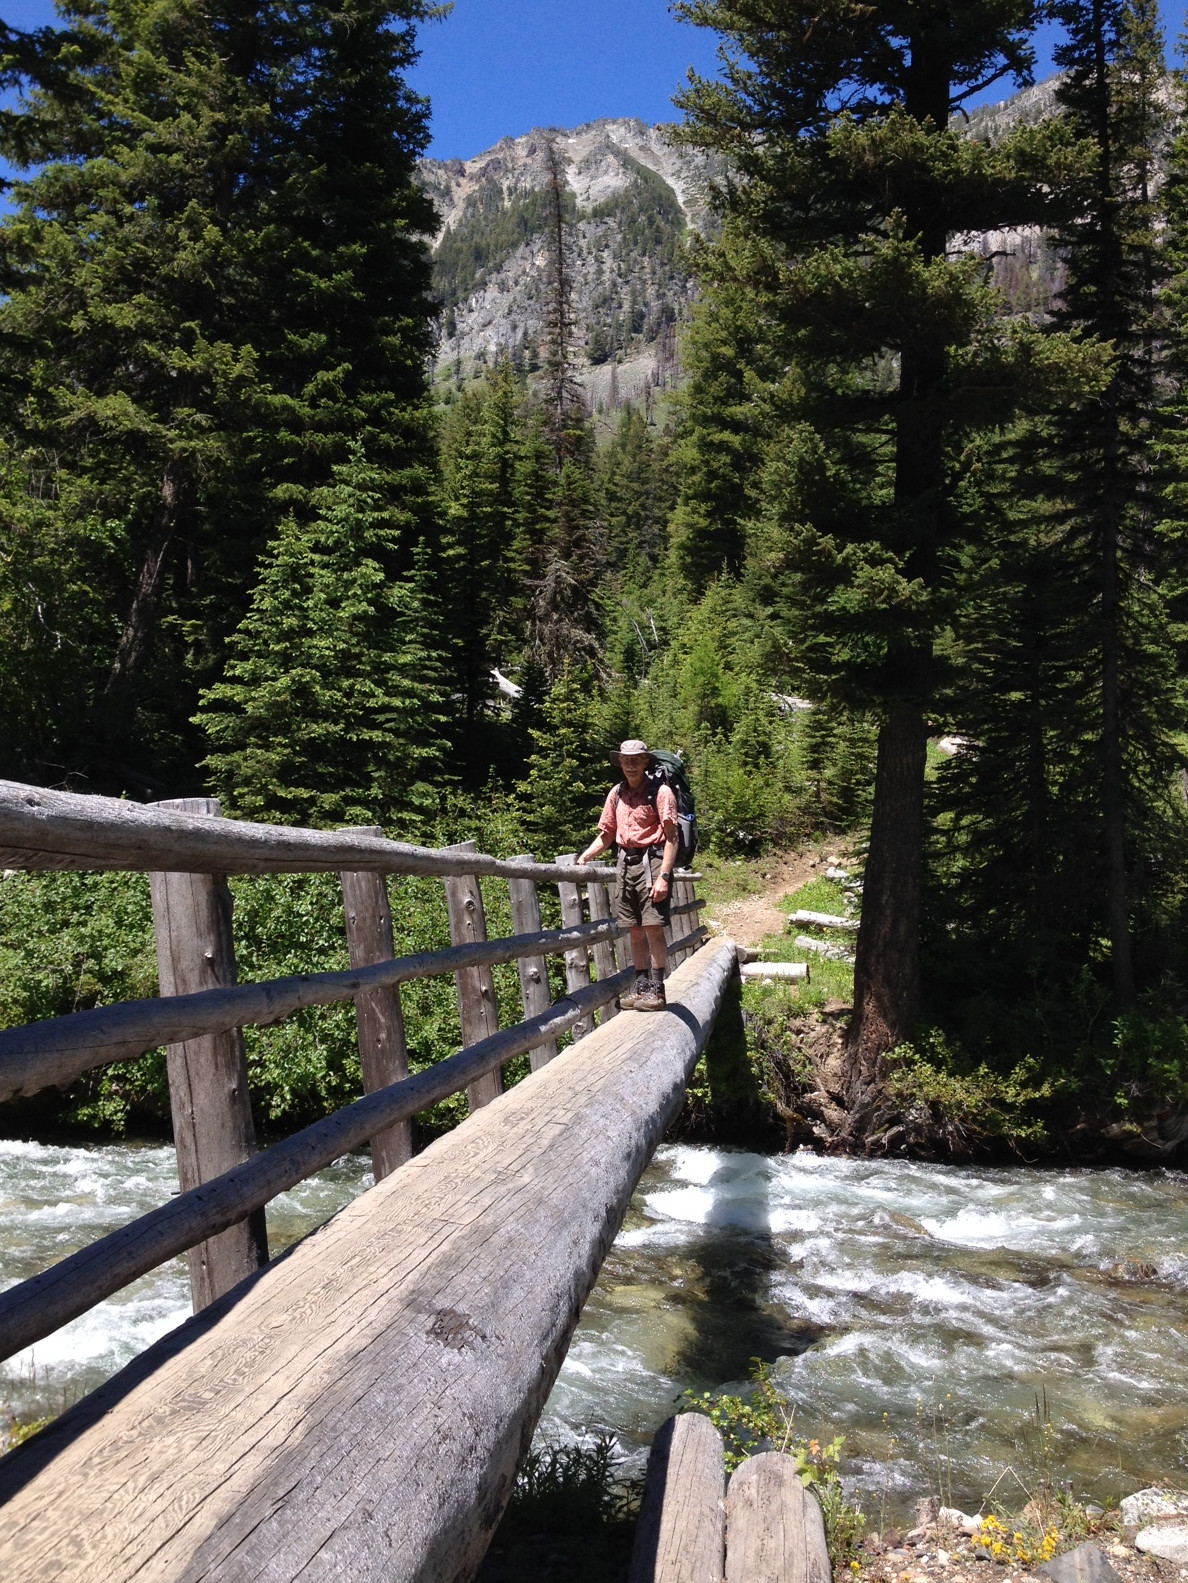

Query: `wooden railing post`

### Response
(671, 876, 693, 967)
(585, 879, 620, 1021)
(507, 854, 558, 1071)
(661, 875, 677, 977)
(556, 853, 593, 1039)
(443, 841, 502, 1110)
(149, 797, 268, 1312)
(339, 832, 410, 1180)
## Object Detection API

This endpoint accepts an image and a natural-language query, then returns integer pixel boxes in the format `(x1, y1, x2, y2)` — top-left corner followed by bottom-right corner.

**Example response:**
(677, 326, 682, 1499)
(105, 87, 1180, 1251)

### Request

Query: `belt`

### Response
(620, 844, 664, 860)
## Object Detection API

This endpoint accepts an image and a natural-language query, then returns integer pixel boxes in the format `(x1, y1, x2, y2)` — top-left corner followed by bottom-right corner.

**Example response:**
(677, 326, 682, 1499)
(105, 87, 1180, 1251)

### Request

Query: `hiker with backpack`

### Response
(576, 738, 686, 1012)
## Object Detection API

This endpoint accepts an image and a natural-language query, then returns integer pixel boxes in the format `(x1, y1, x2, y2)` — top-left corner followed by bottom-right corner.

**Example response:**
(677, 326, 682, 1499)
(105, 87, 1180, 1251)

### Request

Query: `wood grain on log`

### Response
(671, 878, 697, 968)
(149, 799, 268, 1311)
(0, 942, 738, 1583)
(445, 842, 502, 1111)
(0, 965, 637, 1369)
(0, 778, 621, 881)
(0, 919, 620, 1104)
(629, 1413, 726, 1583)
(725, 1452, 831, 1583)
(340, 839, 410, 1178)
(556, 854, 593, 1039)
(507, 855, 558, 1071)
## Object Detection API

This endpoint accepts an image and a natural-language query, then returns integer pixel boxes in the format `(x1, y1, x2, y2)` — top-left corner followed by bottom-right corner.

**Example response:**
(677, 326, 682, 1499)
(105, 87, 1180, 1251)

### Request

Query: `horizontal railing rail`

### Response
(0, 919, 621, 1103)
(0, 781, 622, 881)
(669, 925, 708, 956)
(0, 968, 632, 1365)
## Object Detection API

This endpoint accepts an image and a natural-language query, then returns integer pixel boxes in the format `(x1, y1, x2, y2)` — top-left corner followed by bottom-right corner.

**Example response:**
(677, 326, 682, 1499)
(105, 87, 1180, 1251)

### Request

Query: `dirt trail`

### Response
(705, 849, 852, 949)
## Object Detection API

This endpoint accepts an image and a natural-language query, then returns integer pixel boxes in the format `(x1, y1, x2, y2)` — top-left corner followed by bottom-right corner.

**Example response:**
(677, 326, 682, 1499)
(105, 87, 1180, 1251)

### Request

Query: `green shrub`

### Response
(884, 1030, 1053, 1149)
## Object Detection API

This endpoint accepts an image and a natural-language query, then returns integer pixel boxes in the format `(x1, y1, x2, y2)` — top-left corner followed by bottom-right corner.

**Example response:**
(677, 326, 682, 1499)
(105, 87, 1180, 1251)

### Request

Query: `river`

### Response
(2, 1139, 1185, 1517)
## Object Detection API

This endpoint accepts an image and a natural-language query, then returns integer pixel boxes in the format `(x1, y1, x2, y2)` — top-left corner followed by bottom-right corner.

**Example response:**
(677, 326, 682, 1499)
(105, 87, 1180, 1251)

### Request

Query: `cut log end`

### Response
(629, 1413, 726, 1583)
(726, 1451, 831, 1583)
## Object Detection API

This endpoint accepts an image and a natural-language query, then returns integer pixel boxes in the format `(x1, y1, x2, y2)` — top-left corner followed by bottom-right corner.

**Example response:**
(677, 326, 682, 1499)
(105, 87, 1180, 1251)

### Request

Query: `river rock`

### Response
(890, 1211, 933, 1237)
(1105, 1260, 1158, 1283)
(1120, 1487, 1188, 1526)
(1135, 1519, 1188, 1562)
(916, 1496, 940, 1527)
(1038, 1542, 1123, 1583)
(939, 1507, 982, 1535)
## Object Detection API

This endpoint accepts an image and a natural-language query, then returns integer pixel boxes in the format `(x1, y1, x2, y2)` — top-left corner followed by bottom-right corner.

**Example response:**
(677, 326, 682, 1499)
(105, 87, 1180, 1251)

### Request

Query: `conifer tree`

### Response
(516, 665, 608, 854)
(197, 447, 449, 829)
(596, 405, 675, 573)
(439, 360, 522, 778)
(540, 139, 586, 468)
(673, 0, 1074, 1100)
(0, 0, 439, 792)
(527, 452, 608, 681)
(1040, 0, 1182, 1001)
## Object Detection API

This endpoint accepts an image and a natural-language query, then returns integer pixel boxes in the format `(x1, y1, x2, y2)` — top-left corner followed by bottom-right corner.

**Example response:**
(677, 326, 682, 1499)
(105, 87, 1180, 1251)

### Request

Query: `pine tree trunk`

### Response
(837, 35, 950, 1133)
(1101, 487, 1135, 1002)
(104, 474, 179, 702)
(101, 469, 180, 757)
(845, 703, 927, 1114)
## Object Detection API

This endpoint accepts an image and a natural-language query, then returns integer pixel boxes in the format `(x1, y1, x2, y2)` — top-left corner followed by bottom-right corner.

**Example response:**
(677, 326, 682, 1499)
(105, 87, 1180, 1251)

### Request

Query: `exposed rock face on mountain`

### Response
(421, 76, 1113, 406)
(964, 75, 1064, 140)
(419, 120, 718, 410)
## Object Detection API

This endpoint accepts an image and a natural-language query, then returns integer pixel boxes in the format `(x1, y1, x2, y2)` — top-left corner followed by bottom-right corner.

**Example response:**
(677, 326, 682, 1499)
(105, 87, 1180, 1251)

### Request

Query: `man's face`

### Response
(620, 754, 648, 787)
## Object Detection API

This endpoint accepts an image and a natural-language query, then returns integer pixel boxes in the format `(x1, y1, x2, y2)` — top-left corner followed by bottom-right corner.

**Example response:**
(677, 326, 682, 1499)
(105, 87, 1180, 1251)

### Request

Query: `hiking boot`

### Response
(634, 976, 667, 1012)
(620, 973, 650, 1010)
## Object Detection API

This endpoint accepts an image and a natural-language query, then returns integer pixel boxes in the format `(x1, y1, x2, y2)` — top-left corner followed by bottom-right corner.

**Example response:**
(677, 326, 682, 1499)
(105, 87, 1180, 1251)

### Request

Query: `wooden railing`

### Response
(0, 780, 706, 1371)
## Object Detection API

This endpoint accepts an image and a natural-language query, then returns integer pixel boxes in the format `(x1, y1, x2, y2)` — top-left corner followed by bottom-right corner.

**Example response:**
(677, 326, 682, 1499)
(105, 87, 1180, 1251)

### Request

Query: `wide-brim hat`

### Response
(610, 738, 654, 766)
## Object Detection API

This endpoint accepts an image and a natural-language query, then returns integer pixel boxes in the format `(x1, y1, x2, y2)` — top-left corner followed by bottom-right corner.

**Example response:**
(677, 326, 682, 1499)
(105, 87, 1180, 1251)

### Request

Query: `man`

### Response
(577, 739, 678, 1011)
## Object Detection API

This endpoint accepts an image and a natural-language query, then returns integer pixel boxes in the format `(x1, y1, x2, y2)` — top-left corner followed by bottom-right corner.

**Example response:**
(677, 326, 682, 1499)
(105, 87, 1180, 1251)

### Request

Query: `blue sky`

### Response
(1, 1, 1186, 161)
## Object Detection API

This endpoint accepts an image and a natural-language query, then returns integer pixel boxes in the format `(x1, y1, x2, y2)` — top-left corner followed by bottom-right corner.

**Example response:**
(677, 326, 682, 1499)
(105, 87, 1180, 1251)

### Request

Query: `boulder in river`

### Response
(1120, 1487, 1188, 1526)
(888, 1211, 933, 1237)
(1135, 1519, 1188, 1563)
(1038, 1542, 1123, 1583)
(1104, 1260, 1158, 1283)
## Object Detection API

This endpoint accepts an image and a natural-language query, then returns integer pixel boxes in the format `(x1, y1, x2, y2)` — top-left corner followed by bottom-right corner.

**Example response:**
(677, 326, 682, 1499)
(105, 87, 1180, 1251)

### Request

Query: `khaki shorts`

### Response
(616, 850, 671, 929)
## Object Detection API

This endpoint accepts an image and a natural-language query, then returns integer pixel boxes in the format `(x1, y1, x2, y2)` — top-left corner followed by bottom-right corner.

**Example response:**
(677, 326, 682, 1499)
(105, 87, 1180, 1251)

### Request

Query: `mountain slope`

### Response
(420, 120, 719, 410)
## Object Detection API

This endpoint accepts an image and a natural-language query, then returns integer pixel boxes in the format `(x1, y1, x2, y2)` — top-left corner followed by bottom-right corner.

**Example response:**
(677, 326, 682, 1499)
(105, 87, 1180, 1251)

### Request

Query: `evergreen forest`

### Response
(2, 0, 1188, 1160)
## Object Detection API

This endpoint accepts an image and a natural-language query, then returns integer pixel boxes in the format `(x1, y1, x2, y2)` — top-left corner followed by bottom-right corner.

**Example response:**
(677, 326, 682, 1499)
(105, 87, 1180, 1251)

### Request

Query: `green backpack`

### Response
(617, 749, 698, 867)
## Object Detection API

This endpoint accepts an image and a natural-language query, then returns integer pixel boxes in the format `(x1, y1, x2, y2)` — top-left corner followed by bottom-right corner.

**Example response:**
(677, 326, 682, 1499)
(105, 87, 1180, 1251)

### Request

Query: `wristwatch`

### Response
(659, 871, 673, 883)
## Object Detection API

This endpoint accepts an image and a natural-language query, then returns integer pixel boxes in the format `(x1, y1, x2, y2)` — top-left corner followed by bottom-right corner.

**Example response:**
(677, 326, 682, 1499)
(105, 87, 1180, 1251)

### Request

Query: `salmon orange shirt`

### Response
(598, 781, 678, 851)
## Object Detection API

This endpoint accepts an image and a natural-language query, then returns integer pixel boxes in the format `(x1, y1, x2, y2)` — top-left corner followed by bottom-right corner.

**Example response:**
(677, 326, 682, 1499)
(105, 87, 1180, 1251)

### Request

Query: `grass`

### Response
(694, 850, 783, 912)
(744, 874, 857, 1012)
(476, 1436, 640, 1583)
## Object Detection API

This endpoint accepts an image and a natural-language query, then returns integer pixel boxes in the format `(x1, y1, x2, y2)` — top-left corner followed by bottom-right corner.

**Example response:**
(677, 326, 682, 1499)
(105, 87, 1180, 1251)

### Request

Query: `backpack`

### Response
(616, 748, 698, 867)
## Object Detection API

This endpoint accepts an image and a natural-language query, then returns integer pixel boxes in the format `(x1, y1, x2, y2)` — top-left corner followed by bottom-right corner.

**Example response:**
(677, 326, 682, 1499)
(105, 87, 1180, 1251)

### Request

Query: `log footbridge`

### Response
(0, 781, 738, 1581)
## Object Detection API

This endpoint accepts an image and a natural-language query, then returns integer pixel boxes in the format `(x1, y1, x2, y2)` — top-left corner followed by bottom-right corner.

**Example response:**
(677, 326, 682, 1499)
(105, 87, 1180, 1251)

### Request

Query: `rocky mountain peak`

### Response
(420, 120, 718, 411)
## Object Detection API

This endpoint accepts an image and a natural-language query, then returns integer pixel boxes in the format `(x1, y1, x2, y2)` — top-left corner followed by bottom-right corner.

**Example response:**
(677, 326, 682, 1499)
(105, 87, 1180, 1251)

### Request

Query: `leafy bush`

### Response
(884, 1031, 1054, 1150)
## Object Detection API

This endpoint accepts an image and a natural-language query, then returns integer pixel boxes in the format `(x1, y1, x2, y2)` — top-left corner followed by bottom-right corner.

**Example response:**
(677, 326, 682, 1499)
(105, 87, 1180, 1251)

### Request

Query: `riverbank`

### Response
(847, 1496, 1187, 1583)
(691, 853, 1188, 1168)
(477, 1417, 1188, 1583)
